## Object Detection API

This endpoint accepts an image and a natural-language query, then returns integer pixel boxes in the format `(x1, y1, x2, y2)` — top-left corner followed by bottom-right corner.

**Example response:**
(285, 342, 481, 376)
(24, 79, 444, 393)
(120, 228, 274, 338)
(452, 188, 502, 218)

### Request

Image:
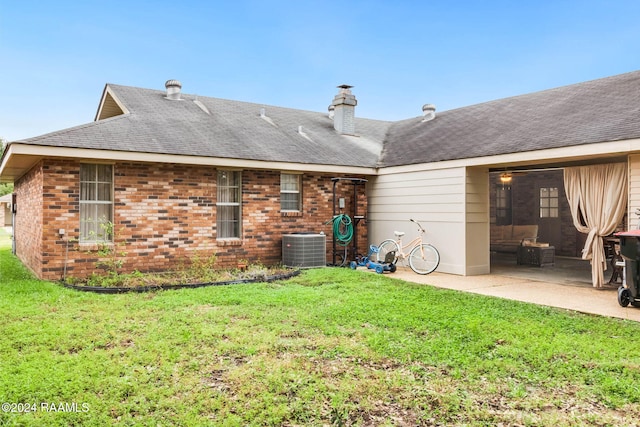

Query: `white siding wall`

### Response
(465, 168, 490, 275)
(368, 166, 490, 275)
(629, 155, 640, 230)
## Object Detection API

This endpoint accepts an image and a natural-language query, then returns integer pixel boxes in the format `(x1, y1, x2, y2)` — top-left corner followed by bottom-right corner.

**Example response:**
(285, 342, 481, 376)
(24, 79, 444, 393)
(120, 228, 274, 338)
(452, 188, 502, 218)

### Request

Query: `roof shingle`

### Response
(22, 85, 390, 169)
(379, 70, 640, 167)
(15, 70, 640, 170)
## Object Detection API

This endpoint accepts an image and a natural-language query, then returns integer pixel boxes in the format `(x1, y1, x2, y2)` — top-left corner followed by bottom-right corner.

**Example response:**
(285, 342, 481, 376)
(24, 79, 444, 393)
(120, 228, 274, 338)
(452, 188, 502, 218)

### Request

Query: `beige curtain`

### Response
(564, 163, 627, 287)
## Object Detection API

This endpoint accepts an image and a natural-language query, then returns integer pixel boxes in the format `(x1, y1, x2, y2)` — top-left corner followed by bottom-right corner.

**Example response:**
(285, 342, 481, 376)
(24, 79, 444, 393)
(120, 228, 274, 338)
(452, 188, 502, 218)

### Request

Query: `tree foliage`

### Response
(0, 138, 13, 196)
(0, 183, 12, 197)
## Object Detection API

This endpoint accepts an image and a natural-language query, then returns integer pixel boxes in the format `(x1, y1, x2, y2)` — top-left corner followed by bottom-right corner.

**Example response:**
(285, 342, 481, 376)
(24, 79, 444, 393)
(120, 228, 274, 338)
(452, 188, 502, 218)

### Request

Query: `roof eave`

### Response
(0, 143, 378, 183)
(376, 137, 640, 175)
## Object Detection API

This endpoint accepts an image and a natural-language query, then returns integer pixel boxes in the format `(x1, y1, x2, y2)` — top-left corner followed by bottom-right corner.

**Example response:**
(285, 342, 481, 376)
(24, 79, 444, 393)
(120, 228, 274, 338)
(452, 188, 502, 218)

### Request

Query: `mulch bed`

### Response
(61, 269, 301, 294)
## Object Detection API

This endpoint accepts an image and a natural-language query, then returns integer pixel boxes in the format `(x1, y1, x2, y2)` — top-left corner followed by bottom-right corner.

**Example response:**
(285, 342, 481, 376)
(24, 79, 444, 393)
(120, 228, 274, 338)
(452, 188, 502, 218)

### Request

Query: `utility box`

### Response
(282, 233, 326, 268)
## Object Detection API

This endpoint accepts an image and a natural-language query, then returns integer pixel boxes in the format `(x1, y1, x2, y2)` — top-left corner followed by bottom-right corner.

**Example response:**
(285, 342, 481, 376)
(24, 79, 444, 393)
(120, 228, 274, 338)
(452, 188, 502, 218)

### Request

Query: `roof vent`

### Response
(297, 125, 313, 142)
(165, 79, 182, 100)
(193, 97, 211, 115)
(422, 104, 436, 122)
(259, 107, 277, 127)
(328, 104, 335, 119)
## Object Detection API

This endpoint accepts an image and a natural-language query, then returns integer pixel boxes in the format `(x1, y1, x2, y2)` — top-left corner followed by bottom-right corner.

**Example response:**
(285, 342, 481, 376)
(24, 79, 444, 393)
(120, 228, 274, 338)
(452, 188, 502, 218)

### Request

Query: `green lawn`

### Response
(1, 236, 640, 426)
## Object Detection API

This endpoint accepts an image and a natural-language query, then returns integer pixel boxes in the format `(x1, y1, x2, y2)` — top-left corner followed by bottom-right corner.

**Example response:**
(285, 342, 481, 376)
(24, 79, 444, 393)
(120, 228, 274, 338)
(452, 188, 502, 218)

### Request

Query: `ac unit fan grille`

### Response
(282, 234, 326, 268)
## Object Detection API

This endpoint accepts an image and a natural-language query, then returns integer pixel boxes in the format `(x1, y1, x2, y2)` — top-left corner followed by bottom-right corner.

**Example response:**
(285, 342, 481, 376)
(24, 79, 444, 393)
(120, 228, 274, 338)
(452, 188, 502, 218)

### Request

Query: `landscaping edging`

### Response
(61, 269, 301, 294)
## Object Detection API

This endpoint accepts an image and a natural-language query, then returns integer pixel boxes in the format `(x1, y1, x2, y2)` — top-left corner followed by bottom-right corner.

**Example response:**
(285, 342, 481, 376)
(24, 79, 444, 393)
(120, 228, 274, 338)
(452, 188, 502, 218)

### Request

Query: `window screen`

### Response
(217, 170, 242, 238)
(80, 164, 113, 242)
(281, 173, 301, 211)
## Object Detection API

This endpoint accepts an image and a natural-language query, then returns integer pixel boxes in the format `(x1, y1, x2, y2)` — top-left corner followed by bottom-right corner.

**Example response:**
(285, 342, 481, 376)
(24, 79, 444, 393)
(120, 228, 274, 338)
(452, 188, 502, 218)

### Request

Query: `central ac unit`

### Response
(282, 233, 326, 268)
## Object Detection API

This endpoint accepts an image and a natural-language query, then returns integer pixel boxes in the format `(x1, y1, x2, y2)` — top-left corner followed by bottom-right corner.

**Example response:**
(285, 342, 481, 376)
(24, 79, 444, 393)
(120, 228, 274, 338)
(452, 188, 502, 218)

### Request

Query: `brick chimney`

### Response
(331, 84, 357, 135)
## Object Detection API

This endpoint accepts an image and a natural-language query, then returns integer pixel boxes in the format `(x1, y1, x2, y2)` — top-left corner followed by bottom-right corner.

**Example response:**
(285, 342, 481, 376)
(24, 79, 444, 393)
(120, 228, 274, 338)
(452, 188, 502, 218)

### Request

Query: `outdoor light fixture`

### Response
(500, 172, 512, 183)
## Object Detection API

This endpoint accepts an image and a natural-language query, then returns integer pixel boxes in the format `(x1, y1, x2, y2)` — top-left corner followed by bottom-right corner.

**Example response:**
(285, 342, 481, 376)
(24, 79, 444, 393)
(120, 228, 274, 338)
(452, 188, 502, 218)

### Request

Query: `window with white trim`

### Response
(80, 163, 113, 242)
(217, 170, 242, 239)
(281, 173, 301, 211)
(540, 187, 559, 218)
(496, 186, 512, 225)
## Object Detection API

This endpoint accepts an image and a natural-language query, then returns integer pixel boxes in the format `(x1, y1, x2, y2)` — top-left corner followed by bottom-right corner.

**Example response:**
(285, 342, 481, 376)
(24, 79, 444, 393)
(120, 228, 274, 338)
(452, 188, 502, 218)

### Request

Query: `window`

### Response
(281, 173, 301, 211)
(496, 186, 512, 225)
(80, 163, 113, 242)
(217, 170, 242, 239)
(540, 187, 559, 218)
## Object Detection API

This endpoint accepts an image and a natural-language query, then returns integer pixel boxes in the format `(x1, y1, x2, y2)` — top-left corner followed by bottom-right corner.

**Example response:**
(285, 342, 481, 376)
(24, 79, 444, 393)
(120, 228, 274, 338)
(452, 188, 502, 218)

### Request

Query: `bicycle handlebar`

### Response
(409, 218, 426, 233)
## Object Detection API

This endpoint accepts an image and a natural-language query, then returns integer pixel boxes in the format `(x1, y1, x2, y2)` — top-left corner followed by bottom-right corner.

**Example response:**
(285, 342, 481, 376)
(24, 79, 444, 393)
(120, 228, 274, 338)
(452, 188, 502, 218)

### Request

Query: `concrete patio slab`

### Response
(377, 267, 640, 322)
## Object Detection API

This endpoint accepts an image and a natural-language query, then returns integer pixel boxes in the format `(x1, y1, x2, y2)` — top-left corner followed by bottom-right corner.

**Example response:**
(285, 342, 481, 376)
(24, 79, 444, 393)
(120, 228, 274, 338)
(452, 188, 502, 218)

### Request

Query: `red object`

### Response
(615, 229, 640, 237)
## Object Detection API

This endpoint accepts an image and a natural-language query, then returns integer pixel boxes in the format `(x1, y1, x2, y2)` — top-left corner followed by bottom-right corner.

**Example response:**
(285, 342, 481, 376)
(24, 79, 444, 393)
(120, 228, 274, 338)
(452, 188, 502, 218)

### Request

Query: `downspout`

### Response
(63, 236, 69, 283)
(11, 193, 15, 255)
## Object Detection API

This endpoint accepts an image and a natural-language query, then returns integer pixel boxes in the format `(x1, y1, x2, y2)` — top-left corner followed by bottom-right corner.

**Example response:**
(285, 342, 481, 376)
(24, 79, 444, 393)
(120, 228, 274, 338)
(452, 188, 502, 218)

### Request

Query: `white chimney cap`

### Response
(337, 84, 353, 94)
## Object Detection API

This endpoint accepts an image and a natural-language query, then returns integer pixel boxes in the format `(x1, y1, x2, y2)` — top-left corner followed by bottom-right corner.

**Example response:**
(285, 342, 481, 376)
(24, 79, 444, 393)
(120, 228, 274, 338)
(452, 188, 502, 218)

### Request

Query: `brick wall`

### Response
(14, 161, 44, 277)
(20, 159, 369, 280)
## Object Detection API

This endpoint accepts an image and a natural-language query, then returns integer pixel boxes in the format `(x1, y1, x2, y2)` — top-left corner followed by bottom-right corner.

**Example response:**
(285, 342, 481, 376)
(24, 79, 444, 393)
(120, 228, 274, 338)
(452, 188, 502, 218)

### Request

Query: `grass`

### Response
(1, 235, 640, 426)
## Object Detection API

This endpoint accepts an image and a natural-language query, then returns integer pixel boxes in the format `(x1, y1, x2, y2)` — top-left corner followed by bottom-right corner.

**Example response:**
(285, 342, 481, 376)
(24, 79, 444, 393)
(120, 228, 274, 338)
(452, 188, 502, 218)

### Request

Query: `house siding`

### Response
(368, 167, 467, 275)
(16, 159, 368, 280)
(465, 168, 490, 275)
(4, 203, 10, 227)
(629, 155, 640, 230)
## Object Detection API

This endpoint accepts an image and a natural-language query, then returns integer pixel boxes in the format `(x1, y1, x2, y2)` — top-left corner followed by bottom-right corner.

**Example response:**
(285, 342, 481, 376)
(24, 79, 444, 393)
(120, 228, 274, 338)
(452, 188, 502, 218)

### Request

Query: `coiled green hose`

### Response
(330, 214, 353, 246)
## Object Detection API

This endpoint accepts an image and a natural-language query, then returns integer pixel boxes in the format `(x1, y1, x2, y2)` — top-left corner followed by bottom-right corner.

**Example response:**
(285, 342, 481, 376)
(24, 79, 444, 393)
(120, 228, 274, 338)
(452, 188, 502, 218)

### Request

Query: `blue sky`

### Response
(1, 0, 639, 142)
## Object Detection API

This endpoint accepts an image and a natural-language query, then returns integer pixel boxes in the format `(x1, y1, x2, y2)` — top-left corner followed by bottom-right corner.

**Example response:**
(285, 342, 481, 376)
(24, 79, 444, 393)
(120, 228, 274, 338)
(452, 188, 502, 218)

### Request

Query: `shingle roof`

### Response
(21, 85, 391, 169)
(379, 70, 640, 167)
(14, 70, 640, 170)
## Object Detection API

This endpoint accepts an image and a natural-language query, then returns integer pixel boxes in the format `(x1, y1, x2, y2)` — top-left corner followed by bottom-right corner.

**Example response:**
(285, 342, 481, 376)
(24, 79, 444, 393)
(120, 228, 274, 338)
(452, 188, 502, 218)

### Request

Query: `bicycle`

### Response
(375, 219, 440, 274)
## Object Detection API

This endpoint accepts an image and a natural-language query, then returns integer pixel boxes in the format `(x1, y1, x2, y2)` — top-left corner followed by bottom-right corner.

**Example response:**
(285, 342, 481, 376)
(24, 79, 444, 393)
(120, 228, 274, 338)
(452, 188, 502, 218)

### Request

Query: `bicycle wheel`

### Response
(408, 244, 440, 274)
(376, 239, 399, 264)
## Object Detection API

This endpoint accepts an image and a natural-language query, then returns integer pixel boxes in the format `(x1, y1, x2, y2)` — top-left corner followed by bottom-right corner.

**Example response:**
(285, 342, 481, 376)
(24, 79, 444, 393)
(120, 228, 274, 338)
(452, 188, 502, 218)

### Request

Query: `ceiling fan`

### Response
(498, 170, 528, 183)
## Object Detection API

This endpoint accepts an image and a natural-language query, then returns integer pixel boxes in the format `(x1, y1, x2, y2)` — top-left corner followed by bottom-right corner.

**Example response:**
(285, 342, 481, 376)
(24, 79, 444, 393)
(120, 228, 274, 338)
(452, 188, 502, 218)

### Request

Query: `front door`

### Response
(537, 186, 562, 250)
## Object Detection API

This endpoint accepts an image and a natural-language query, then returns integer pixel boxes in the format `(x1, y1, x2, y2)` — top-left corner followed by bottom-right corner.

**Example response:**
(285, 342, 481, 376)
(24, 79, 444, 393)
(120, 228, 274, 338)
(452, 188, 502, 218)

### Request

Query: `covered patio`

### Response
(489, 162, 628, 288)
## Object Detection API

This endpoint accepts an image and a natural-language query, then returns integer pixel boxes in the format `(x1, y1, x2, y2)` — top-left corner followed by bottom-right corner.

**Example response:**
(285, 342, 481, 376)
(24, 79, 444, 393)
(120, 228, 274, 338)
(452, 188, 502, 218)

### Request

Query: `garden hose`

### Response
(328, 214, 354, 246)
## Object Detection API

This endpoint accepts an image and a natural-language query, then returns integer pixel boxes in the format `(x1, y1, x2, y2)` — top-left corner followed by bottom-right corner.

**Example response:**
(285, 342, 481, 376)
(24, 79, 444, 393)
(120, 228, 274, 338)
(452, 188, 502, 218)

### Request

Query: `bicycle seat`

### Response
(394, 231, 405, 237)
